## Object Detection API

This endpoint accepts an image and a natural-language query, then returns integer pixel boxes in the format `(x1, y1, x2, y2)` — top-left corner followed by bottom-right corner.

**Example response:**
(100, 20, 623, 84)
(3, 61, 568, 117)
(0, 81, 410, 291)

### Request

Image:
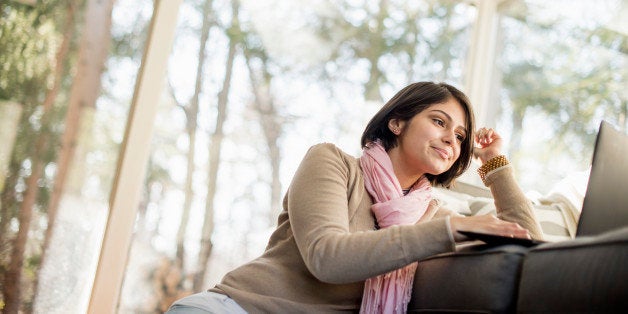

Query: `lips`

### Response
(432, 147, 451, 159)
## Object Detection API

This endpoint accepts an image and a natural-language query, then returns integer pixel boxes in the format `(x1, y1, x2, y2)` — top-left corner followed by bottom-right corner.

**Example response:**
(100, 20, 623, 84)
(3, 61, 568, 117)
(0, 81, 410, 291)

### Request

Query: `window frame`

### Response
(87, 0, 183, 312)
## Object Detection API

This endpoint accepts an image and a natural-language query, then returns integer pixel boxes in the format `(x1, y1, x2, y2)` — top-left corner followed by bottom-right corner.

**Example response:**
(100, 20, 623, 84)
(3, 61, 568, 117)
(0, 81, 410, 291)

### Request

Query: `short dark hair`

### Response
(360, 81, 475, 187)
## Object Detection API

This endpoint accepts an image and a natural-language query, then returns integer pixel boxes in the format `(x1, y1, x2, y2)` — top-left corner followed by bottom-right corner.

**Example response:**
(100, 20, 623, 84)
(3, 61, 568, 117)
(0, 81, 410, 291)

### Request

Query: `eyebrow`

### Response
(430, 109, 468, 136)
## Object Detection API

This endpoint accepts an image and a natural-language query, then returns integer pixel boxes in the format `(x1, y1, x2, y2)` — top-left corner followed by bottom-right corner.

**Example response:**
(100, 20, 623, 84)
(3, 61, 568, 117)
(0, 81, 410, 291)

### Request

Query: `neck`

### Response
(387, 147, 424, 189)
(397, 174, 421, 190)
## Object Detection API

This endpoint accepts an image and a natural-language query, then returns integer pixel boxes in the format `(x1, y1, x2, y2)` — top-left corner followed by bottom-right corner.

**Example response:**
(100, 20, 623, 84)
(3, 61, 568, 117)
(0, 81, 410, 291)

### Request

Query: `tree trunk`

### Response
(0, 102, 22, 253)
(193, 0, 239, 292)
(242, 49, 283, 227)
(3, 75, 49, 313)
(508, 109, 525, 159)
(403, 14, 419, 85)
(29, 1, 77, 307)
(435, 5, 453, 82)
(176, 0, 214, 270)
(0, 146, 22, 288)
(363, 0, 388, 102)
(621, 99, 627, 130)
(2, 168, 37, 314)
(33, 0, 113, 307)
(1, 1, 79, 311)
(0, 101, 22, 194)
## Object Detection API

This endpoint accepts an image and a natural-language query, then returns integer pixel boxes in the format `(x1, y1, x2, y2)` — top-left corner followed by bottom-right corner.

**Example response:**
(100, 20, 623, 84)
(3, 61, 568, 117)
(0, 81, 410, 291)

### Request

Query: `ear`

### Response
(388, 119, 404, 135)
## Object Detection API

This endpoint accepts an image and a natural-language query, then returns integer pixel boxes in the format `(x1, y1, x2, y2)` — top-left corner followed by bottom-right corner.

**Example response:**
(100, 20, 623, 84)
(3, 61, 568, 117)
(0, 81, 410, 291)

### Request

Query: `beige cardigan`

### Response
(211, 143, 542, 313)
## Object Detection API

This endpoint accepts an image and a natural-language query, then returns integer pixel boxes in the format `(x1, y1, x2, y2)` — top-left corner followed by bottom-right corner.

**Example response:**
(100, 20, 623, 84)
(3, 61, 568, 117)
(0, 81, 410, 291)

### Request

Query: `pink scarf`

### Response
(359, 141, 432, 314)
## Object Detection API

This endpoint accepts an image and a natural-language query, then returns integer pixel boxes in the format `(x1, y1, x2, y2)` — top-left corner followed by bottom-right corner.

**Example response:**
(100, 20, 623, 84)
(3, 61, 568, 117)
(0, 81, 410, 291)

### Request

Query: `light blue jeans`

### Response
(166, 291, 248, 314)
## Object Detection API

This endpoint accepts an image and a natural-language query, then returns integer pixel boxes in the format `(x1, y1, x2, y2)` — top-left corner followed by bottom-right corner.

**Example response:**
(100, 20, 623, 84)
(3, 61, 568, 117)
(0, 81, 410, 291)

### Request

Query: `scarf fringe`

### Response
(359, 262, 418, 314)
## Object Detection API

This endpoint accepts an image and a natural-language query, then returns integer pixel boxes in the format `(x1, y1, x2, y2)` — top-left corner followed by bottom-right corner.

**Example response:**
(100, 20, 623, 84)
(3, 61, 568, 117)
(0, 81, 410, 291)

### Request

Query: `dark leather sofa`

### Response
(408, 226, 628, 313)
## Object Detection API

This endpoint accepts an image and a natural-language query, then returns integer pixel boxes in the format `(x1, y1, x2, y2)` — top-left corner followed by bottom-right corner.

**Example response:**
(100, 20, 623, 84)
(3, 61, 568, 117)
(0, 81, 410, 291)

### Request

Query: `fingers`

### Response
(429, 198, 441, 208)
(483, 215, 531, 239)
(474, 127, 503, 163)
(475, 127, 497, 146)
(450, 214, 531, 242)
(496, 222, 531, 239)
(418, 198, 442, 223)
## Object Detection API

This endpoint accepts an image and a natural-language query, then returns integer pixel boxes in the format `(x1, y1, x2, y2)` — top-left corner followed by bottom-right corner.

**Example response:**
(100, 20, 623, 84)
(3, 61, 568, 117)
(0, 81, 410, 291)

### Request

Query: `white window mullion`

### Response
(87, 0, 182, 312)
(465, 0, 508, 127)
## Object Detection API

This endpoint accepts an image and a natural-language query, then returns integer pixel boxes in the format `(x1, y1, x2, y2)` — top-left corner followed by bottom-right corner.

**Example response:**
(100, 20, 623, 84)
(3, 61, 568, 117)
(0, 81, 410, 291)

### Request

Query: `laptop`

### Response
(460, 120, 628, 247)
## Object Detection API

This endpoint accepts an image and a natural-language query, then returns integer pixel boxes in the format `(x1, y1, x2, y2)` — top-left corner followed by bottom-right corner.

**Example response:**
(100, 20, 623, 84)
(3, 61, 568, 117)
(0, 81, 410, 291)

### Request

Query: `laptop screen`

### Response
(576, 121, 628, 237)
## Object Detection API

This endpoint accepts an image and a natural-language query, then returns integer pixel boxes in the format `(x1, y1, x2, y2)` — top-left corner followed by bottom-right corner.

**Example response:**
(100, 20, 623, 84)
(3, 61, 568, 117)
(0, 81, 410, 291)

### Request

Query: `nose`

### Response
(443, 129, 456, 145)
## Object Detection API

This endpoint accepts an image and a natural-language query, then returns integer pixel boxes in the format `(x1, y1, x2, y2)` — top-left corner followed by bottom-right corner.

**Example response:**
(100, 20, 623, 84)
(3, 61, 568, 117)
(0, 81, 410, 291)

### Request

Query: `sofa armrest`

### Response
(408, 243, 530, 313)
(517, 226, 628, 312)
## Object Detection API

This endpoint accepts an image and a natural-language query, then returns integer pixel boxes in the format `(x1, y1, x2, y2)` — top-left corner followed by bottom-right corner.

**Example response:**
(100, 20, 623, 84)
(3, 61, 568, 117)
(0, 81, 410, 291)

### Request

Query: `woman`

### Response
(167, 82, 543, 313)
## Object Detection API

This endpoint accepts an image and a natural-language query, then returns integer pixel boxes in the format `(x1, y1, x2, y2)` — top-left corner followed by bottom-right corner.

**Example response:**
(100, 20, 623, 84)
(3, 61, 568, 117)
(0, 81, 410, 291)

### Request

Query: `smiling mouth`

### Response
(432, 147, 451, 159)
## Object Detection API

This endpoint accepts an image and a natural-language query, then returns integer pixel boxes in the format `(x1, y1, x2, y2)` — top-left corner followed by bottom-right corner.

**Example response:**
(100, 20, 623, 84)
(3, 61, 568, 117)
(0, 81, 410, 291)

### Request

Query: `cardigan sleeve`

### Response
(287, 143, 456, 284)
(483, 165, 544, 240)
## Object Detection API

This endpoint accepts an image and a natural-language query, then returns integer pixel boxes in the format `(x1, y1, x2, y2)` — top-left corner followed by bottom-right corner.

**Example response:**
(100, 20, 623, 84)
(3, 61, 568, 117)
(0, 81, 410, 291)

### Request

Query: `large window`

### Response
(492, 0, 627, 192)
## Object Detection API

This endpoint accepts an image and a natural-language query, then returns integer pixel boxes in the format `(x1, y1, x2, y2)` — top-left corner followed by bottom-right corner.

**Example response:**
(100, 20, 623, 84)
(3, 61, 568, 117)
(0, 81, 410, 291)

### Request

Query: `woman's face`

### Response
(388, 98, 468, 179)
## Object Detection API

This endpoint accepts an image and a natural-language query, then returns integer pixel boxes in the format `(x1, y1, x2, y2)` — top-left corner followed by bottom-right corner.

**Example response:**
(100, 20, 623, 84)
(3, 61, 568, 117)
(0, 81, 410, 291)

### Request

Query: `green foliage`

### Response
(0, 4, 58, 102)
(499, 2, 628, 191)
(0, 0, 76, 196)
(0, 1, 77, 310)
(310, 0, 470, 101)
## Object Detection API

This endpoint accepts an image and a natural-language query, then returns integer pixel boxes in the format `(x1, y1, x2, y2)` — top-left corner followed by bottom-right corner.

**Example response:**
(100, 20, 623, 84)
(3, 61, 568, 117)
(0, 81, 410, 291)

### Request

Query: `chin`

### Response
(427, 169, 447, 176)
(430, 162, 450, 173)
(432, 165, 453, 176)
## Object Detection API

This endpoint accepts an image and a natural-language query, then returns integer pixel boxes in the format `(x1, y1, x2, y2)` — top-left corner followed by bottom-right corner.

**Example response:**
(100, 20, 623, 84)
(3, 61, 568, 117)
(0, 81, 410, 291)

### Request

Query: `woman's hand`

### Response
(474, 127, 503, 164)
(450, 214, 531, 242)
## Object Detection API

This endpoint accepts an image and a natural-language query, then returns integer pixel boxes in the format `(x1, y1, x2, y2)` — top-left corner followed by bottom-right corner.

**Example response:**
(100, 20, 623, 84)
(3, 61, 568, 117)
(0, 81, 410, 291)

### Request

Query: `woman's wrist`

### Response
(478, 150, 501, 164)
(477, 155, 509, 184)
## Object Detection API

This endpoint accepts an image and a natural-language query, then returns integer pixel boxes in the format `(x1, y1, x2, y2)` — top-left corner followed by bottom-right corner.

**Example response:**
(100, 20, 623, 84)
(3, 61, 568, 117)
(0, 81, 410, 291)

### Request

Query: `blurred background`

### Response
(1, 0, 626, 312)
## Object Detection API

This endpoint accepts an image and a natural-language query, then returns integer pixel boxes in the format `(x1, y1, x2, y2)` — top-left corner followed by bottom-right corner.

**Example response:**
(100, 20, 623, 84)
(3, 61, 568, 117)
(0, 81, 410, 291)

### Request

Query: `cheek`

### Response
(453, 144, 463, 161)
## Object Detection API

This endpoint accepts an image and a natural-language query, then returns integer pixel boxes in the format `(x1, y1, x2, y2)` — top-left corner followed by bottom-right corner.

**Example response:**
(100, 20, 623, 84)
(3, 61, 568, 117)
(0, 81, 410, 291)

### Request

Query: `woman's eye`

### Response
(433, 118, 445, 126)
(456, 134, 465, 142)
